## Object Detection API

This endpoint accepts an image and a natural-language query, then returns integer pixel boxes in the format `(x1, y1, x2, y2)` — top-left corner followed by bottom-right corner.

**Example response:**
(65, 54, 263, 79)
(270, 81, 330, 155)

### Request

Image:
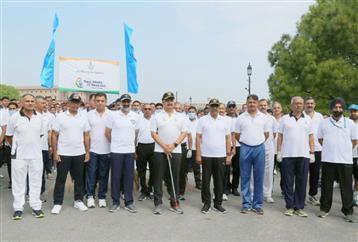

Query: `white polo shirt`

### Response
(318, 116, 357, 164)
(228, 116, 240, 147)
(106, 110, 139, 153)
(87, 109, 111, 154)
(137, 116, 155, 144)
(235, 111, 269, 146)
(40, 111, 55, 151)
(278, 113, 313, 159)
(273, 117, 282, 154)
(0, 108, 9, 137)
(52, 111, 91, 156)
(353, 122, 358, 158)
(263, 113, 275, 150)
(197, 114, 230, 157)
(150, 110, 188, 154)
(304, 111, 324, 152)
(6, 110, 43, 160)
(188, 118, 198, 150)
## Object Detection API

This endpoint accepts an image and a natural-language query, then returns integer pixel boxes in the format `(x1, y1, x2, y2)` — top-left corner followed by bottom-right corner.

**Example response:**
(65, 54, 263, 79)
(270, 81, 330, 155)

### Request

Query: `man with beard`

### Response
(317, 98, 357, 222)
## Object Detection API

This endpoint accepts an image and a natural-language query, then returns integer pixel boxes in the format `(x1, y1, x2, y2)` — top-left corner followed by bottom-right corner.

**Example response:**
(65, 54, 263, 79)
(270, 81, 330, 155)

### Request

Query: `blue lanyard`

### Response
(329, 117, 346, 129)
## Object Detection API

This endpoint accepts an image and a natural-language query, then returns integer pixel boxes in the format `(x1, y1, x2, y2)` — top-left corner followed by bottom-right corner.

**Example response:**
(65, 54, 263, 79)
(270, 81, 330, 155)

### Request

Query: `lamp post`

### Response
(247, 63, 252, 95)
(189, 96, 192, 105)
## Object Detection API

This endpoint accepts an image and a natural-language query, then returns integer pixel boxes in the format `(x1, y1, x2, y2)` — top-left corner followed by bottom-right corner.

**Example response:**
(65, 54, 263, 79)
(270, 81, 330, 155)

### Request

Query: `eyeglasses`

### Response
(228, 105, 236, 108)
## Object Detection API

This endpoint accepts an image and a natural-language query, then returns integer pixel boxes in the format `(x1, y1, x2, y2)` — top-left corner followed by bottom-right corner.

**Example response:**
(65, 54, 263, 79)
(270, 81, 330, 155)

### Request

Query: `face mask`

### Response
(155, 109, 162, 114)
(332, 110, 343, 117)
(188, 112, 196, 120)
(9, 110, 17, 116)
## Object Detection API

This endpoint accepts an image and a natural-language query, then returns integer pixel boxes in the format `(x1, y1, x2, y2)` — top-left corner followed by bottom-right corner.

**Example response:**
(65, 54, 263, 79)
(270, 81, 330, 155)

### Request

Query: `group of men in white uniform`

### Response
(0, 92, 357, 223)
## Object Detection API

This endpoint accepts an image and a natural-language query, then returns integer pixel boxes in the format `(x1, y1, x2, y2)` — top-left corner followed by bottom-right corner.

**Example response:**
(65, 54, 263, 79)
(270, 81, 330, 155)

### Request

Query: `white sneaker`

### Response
(87, 196, 95, 208)
(74, 200, 88, 211)
(98, 199, 107, 208)
(264, 197, 275, 203)
(51, 205, 62, 214)
(223, 194, 228, 201)
(0, 174, 4, 179)
(273, 169, 277, 175)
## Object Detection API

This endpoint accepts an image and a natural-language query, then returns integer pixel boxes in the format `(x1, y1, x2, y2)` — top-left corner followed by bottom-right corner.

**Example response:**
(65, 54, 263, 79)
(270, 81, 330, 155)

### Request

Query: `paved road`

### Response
(1, 166, 357, 241)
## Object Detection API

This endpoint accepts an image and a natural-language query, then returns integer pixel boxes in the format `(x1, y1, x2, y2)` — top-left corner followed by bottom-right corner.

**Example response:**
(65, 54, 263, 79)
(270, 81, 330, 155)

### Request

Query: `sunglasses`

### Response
(228, 105, 236, 108)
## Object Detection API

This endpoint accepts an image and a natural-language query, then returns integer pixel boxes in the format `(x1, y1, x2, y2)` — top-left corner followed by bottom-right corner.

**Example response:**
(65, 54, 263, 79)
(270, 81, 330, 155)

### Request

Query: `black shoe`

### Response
(32, 209, 45, 218)
(231, 189, 240, 196)
(12, 210, 23, 220)
(8, 182, 12, 189)
(138, 193, 147, 201)
(213, 204, 227, 214)
(201, 204, 211, 214)
(252, 207, 264, 215)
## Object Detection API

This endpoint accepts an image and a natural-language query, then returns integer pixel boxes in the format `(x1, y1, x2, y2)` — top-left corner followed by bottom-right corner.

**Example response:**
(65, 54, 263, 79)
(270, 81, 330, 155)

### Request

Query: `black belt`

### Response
(138, 142, 155, 145)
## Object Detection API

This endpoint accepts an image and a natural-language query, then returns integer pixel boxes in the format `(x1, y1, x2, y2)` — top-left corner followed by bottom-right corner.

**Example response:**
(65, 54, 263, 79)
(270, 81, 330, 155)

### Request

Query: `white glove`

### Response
(186, 149, 192, 159)
(276, 152, 282, 163)
(310, 153, 315, 163)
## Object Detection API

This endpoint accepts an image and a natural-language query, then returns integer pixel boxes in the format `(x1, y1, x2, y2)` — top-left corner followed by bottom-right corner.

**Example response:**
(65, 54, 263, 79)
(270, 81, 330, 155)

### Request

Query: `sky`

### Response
(1, 0, 314, 103)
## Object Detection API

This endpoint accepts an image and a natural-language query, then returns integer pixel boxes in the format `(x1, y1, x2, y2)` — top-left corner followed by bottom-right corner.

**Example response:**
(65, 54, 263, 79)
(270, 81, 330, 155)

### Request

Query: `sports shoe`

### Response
(317, 211, 329, 218)
(294, 209, 308, 217)
(252, 208, 264, 215)
(32, 209, 45, 218)
(40, 194, 47, 203)
(125, 204, 137, 213)
(109, 204, 120, 213)
(284, 208, 294, 216)
(308, 195, 320, 206)
(169, 204, 184, 214)
(51, 205, 62, 214)
(149, 192, 154, 200)
(264, 197, 275, 203)
(138, 193, 147, 201)
(0, 174, 4, 179)
(74, 200, 88, 211)
(222, 194, 228, 201)
(12, 210, 23, 220)
(273, 169, 277, 175)
(232, 189, 240, 196)
(201, 204, 211, 214)
(344, 214, 355, 223)
(213, 204, 227, 214)
(153, 204, 162, 215)
(241, 207, 251, 214)
(87, 196, 95, 208)
(98, 199, 107, 208)
(179, 194, 186, 201)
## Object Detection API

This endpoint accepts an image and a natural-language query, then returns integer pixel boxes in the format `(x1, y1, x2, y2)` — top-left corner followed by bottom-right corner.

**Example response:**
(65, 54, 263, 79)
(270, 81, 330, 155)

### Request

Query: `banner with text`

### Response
(58, 56, 120, 94)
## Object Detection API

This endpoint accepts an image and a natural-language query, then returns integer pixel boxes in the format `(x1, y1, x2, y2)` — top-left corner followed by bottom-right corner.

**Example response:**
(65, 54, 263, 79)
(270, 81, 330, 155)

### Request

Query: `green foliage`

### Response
(0, 84, 20, 100)
(268, 0, 358, 113)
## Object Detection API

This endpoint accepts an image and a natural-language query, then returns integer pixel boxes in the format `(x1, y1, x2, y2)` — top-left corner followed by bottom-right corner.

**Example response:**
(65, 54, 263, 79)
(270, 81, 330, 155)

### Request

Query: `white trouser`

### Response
(263, 147, 275, 197)
(12, 158, 43, 211)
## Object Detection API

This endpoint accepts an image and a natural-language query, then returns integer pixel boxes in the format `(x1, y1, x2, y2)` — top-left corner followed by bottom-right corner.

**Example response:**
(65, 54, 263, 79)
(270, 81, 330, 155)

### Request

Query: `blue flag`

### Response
(124, 23, 138, 94)
(40, 14, 59, 88)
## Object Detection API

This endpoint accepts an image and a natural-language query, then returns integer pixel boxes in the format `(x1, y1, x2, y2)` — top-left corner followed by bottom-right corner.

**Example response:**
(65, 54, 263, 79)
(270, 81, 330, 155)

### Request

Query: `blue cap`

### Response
(348, 104, 358, 111)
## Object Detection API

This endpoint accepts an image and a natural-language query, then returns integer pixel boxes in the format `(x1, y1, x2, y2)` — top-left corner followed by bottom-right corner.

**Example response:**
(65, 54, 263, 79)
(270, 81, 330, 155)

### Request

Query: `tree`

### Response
(268, 0, 358, 113)
(0, 84, 20, 100)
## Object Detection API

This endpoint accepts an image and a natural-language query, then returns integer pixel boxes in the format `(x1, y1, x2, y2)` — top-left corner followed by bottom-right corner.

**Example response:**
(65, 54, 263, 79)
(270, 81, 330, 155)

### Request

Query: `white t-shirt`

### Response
(87, 109, 111, 154)
(150, 110, 188, 154)
(273, 116, 282, 154)
(235, 111, 269, 146)
(353, 122, 358, 158)
(263, 113, 275, 150)
(52, 111, 91, 156)
(106, 110, 139, 153)
(137, 116, 155, 144)
(6, 110, 43, 160)
(40, 111, 55, 151)
(304, 111, 324, 152)
(278, 113, 313, 159)
(188, 119, 198, 151)
(318, 116, 357, 164)
(196, 114, 230, 157)
(0, 108, 9, 137)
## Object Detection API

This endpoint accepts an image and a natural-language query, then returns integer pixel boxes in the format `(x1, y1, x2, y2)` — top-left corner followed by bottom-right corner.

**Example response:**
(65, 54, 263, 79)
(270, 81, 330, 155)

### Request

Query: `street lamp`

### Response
(246, 63, 252, 95)
(189, 96, 192, 105)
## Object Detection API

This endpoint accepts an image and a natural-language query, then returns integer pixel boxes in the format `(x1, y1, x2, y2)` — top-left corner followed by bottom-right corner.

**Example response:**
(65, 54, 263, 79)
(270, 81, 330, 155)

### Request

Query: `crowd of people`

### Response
(0, 92, 357, 223)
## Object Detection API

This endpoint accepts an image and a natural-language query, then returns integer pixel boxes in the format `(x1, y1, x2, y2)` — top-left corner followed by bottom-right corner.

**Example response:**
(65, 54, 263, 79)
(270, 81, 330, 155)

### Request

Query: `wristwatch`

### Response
(173, 142, 179, 148)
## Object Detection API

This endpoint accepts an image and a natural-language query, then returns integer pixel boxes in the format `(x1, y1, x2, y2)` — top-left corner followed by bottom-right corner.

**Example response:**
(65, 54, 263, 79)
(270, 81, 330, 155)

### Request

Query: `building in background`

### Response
(16, 85, 92, 102)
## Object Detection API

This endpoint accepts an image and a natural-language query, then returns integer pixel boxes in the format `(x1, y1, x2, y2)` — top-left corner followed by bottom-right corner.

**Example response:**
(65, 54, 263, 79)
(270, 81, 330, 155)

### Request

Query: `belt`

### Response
(138, 142, 155, 145)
